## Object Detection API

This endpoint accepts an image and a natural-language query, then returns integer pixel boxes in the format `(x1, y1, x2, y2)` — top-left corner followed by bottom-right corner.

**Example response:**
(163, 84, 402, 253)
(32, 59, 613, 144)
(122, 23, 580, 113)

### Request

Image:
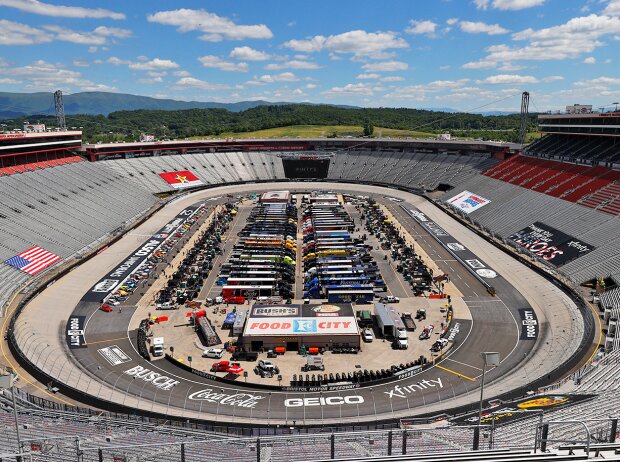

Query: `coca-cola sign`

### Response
(188, 389, 265, 408)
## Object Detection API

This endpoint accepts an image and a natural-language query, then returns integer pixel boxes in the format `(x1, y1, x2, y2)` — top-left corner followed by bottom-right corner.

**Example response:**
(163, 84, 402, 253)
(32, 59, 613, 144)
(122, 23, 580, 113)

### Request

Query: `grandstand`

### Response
(2, 114, 620, 460)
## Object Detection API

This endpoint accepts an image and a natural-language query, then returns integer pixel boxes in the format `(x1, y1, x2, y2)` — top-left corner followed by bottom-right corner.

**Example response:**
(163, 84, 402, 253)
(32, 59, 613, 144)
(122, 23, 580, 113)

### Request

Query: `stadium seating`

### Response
(527, 134, 620, 164)
(482, 155, 620, 215)
(0, 159, 158, 313)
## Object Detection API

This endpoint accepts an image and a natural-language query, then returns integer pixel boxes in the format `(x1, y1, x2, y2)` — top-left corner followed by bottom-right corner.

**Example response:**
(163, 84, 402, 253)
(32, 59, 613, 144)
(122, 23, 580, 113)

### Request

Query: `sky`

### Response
(1, 0, 620, 112)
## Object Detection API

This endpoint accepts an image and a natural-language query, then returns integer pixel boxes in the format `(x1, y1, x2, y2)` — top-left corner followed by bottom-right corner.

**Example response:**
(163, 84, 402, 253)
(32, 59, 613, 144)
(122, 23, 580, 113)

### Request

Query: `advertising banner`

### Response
(159, 170, 204, 189)
(509, 222, 595, 266)
(447, 191, 491, 214)
(244, 316, 358, 336)
(451, 394, 596, 426)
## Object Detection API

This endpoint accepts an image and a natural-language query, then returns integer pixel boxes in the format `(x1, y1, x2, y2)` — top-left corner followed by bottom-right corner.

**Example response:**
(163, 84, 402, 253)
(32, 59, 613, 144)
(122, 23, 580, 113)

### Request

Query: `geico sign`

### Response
(124, 366, 179, 391)
(284, 395, 364, 407)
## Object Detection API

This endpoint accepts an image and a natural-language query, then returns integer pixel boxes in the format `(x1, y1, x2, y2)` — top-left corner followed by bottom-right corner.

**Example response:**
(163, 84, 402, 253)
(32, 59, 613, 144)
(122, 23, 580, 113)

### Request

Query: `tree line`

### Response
(0, 104, 537, 143)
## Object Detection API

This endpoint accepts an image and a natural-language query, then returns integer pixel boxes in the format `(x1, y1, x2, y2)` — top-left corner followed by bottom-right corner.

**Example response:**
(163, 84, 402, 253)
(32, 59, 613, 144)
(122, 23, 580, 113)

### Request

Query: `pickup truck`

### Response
(211, 361, 243, 374)
(231, 351, 258, 362)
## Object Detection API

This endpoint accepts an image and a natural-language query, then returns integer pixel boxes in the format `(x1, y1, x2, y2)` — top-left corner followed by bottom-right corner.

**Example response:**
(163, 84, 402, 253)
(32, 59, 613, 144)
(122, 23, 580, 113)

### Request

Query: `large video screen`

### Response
(282, 158, 330, 179)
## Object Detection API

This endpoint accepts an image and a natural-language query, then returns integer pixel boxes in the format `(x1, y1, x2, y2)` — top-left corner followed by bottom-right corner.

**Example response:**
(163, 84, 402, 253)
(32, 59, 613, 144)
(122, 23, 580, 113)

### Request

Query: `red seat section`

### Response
(484, 154, 620, 216)
(0, 155, 83, 176)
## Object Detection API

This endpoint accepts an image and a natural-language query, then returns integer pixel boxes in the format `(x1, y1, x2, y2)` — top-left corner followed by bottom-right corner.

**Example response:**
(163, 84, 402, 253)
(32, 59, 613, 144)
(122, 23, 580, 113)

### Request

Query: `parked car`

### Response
(254, 360, 280, 378)
(430, 338, 449, 353)
(203, 348, 224, 359)
(380, 296, 400, 303)
(419, 325, 435, 340)
(362, 329, 374, 343)
(211, 361, 243, 374)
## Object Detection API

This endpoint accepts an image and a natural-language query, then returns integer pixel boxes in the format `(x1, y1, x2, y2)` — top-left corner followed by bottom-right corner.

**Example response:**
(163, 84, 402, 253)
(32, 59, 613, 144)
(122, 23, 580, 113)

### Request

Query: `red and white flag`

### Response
(158, 170, 203, 189)
(5, 246, 61, 275)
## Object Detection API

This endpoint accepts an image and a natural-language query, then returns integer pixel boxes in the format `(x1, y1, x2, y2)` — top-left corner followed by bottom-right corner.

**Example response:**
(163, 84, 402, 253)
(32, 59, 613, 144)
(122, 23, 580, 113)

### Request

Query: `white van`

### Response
(152, 337, 165, 357)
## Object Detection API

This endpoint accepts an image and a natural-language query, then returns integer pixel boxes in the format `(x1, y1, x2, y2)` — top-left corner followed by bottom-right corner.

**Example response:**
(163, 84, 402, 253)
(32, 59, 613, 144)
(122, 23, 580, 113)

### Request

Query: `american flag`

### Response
(4, 246, 61, 275)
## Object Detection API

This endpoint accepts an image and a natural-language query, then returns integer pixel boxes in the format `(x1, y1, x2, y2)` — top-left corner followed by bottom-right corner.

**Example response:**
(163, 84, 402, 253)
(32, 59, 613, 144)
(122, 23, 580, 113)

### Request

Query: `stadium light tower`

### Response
(54, 89, 66, 131)
(519, 91, 530, 146)
(478, 352, 500, 431)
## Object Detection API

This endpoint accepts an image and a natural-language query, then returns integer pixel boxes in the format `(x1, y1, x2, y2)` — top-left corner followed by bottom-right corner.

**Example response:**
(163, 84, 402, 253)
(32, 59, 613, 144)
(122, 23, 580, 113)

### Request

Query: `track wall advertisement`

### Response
(509, 222, 595, 266)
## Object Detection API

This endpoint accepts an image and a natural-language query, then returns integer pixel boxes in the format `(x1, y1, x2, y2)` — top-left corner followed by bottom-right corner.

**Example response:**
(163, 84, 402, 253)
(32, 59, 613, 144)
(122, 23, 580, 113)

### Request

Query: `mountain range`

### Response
(0, 91, 302, 118)
(0, 91, 515, 118)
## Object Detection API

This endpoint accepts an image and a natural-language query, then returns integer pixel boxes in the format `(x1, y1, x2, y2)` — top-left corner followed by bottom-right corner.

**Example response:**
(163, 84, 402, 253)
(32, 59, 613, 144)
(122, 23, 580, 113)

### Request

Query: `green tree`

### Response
(363, 121, 374, 137)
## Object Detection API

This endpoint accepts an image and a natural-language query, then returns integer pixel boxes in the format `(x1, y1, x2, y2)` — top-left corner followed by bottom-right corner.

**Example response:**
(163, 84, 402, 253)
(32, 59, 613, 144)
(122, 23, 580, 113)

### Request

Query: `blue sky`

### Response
(1, 0, 620, 111)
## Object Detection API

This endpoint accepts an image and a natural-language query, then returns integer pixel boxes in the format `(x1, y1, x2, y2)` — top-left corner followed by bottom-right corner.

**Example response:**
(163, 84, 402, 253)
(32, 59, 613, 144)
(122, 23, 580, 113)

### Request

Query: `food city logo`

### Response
(384, 378, 444, 399)
(284, 395, 364, 407)
(123, 366, 180, 391)
(293, 319, 317, 333)
(66, 316, 85, 348)
(188, 389, 265, 408)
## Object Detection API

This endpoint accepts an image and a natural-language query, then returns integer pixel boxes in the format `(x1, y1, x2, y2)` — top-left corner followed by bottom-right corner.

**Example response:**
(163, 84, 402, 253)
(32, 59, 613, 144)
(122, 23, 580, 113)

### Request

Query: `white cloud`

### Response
(464, 14, 620, 69)
(173, 70, 190, 77)
(129, 58, 179, 71)
(498, 62, 527, 71)
(264, 60, 321, 70)
(304, 83, 318, 89)
(356, 73, 381, 79)
(0, 19, 52, 45)
(323, 82, 382, 97)
(147, 9, 273, 41)
(72, 59, 89, 67)
(405, 20, 438, 37)
(92, 26, 132, 39)
(174, 77, 231, 91)
(107, 56, 130, 66)
(383, 79, 470, 100)
(477, 74, 539, 85)
(0, 20, 131, 46)
(542, 75, 564, 82)
(459, 21, 509, 35)
(382, 76, 405, 82)
(0, 77, 18, 84)
(283, 30, 408, 58)
(252, 72, 300, 84)
(446, 18, 459, 26)
(361, 60, 408, 72)
(573, 76, 620, 87)
(137, 77, 163, 84)
(583, 56, 596, 64)
(0, 59, 115, 92)
(42, 25, 107, 45)
(198, 55, 248, 72)
(475, 0, 545, 10)
(229, 46, 271, 61)
(0, 0, 125, 19)
(604, 0, 620, 15)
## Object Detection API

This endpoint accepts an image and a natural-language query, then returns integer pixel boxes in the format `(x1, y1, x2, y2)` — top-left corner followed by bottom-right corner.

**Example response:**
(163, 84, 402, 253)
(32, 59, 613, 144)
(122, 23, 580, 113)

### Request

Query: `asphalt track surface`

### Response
(40, 184, 560, 426)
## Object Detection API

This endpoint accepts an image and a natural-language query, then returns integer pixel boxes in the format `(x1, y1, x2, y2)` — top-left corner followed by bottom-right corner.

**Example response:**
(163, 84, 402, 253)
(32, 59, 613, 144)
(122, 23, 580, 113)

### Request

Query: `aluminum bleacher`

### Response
(0, 158, 158, 314)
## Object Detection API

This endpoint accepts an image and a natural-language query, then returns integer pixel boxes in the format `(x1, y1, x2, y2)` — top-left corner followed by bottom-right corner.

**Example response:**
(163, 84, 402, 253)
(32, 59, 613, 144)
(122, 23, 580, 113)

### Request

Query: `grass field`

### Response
(193, 125, 436, 140)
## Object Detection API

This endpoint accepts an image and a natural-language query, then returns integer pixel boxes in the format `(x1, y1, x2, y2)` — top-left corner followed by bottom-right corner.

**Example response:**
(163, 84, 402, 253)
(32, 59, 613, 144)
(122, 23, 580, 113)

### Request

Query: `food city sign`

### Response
(244, 316, 359, 335)
(188, 389, 265, 408)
